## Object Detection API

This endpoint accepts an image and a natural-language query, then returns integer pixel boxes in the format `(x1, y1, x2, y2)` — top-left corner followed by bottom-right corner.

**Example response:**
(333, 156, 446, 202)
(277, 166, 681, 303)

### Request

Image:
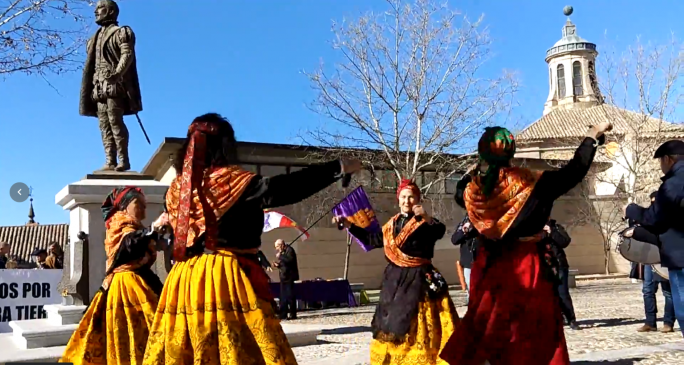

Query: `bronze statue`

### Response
(80, 0, 142, 172)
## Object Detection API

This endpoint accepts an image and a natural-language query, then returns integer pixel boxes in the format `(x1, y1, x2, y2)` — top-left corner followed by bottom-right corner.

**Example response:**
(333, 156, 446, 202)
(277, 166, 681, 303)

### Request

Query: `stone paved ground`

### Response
(289, 279, 684, 364)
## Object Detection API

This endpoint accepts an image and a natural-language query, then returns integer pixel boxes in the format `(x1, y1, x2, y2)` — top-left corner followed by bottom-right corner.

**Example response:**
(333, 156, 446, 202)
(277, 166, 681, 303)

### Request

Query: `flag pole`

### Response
(286, 186, 360, 246)
(343, 232, 352, 280)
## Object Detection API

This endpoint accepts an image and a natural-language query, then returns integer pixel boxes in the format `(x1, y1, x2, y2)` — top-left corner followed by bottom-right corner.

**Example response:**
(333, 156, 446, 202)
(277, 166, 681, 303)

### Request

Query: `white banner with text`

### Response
(0, 269, 62, 332)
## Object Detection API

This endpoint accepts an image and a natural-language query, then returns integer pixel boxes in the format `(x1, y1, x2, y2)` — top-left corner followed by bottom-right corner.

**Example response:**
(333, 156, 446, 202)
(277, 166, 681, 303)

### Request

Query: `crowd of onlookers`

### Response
(0, 241, 64, 270)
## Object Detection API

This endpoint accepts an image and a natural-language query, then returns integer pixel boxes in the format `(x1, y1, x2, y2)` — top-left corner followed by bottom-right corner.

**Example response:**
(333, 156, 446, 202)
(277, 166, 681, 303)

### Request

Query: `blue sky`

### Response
(1, 0, 683, 226)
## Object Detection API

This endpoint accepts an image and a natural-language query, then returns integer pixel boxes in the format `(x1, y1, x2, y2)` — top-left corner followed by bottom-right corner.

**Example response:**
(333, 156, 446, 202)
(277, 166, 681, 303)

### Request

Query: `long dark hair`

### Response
(173, 113, 239, 174)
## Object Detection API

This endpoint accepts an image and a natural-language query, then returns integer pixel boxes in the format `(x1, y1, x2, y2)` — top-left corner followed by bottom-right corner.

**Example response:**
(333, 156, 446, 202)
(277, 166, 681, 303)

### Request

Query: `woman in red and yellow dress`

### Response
(439, 122, 612, 365)
(61, 187, 165, 365)
(333, 180, 459, 365)
(142, 113, 362, 365)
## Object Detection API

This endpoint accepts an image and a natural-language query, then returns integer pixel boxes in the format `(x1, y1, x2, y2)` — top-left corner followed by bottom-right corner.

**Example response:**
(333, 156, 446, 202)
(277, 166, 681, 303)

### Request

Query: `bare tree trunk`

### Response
(343, 233, 352, 280)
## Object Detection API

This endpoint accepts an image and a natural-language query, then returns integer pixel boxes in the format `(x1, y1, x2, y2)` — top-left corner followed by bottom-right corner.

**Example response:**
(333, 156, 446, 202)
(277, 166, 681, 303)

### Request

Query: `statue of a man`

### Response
(80, 0, 142, 172)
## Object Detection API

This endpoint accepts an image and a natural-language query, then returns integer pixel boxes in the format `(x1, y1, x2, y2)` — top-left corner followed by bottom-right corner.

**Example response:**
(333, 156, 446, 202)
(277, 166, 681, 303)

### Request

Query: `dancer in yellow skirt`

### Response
(142, 113, 362, 365)
(61, 187, 165, 365)
(333, 179, 459, 365)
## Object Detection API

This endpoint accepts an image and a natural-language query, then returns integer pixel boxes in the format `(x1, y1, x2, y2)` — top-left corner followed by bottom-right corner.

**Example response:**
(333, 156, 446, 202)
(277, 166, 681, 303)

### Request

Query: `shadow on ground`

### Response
(577, 317, 643, 329)
(572, 359, 644, 364)
(321, 326, 371, 335)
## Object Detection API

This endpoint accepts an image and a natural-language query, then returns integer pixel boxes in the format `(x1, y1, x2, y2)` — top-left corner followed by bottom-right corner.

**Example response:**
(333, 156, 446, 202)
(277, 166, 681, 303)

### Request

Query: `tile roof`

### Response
(0, 224, 69, 262)
(517, 104, 684, 142)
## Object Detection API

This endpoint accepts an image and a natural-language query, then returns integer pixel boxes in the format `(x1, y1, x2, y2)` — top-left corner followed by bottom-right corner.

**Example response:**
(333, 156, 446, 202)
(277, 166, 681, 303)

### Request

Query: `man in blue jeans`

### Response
(628, 193, 676, 332)
(639, 265, 675, 332)
(626, 140, 684, 336)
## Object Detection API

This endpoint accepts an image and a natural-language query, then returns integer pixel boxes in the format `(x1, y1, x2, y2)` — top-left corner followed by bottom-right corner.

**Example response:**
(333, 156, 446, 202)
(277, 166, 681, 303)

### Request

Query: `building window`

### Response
(423, 172, 444, 194)
(588, 61, 603, 103)
(374, 170, 398, 190)
(572, 61, 583, 96)
(259, 165, 287, 176)
(557, 64, 566, 98)
(445, 175, 461, 195)
(549, 67, 553, 92)
(241, 164, 258, 173)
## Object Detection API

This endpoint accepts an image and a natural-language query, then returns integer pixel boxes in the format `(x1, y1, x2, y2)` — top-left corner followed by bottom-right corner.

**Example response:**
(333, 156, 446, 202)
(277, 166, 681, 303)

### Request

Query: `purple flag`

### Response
(331, 186, 380, 252)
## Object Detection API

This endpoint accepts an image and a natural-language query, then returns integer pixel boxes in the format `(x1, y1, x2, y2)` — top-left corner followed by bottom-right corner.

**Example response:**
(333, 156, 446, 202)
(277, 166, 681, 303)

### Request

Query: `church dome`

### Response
(545, 7, 597, 62)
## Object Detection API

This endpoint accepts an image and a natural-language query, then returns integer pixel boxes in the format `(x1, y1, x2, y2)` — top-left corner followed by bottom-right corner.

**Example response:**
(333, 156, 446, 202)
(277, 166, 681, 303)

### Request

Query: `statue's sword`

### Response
(134, 113, 151, 145)
(125, 89, 151, 145)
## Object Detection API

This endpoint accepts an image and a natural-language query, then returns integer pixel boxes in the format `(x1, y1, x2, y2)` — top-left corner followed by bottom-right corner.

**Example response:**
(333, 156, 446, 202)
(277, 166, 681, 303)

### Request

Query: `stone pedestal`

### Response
(55, 172, 170, 302)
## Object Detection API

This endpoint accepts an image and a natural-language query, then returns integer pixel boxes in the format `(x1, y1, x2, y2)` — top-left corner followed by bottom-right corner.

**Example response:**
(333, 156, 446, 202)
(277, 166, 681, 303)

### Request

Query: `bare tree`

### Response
(303, 0, 518, 196)
(594, 35, 684, 205)
(574, 180, 627, 274)
(1, 0, 93, 77)
(538, 36, 684, 273)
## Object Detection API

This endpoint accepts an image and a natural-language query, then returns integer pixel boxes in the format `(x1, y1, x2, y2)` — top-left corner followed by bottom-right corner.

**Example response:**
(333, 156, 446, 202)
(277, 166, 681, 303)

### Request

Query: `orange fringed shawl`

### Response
(463, 167, 542, 240)
(165, 166, 256, 258)
(382, 214, 431, 268)
(102, 211, 157, 290)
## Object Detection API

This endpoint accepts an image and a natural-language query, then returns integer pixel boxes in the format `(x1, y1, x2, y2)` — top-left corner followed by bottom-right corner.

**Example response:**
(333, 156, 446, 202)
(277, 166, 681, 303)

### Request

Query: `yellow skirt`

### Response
(142, 251, 297, 365)
(60, 271, 159, 365)
(370, 293, 459, 365)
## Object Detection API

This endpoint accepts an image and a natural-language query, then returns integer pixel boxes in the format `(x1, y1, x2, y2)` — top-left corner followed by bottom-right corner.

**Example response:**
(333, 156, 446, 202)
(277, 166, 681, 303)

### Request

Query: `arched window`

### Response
(588, 61, 603, 103)
(557, 64, 566, 98)
(549, 68, 553, 91)
(573, 61, 583, 96)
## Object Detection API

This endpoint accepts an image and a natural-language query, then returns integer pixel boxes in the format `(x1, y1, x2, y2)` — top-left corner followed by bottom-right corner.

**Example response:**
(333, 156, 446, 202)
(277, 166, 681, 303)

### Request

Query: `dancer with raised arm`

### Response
(61, 187, 165, 365)
(333, 179, 459, 365)
(143, 113, 361, 365)
(439, 122, 612, 365)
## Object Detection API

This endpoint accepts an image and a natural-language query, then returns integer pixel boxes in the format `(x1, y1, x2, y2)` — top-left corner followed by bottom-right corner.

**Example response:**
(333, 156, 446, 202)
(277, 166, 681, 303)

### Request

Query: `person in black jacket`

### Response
(544, 219, 578, 330)
(626, 192, 675, 333)
(274, 239, 299, 320)
(625, 140, 684, 337)
(451, 215, 478, 304)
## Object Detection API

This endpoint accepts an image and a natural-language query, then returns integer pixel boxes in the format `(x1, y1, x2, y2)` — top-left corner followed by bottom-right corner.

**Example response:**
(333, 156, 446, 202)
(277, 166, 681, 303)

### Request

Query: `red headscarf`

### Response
(397, 179, 421, 201)
(173, 120, 222, 261)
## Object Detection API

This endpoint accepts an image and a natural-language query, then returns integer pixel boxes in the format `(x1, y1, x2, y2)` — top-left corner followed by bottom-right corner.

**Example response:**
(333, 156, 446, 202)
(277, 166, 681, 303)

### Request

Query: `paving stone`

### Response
(290, 279, 684, 364)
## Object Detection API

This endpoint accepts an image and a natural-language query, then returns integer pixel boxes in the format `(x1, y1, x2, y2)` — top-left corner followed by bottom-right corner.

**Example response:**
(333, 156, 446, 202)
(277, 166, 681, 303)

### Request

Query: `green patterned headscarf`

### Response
(477, 127, 516, 196)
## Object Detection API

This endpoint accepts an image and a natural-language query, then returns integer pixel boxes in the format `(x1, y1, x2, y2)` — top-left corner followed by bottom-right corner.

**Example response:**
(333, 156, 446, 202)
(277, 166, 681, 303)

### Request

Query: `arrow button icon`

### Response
(10, 182, 30, 203)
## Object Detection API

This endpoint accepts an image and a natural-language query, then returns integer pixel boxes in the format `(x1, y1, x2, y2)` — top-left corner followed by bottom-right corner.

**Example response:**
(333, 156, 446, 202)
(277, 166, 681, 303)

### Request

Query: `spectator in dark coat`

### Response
(544, 219, 578, 330)
(274, 239, 299, 320)
(626, 140, 684, 337)
(626, 192, 675, 333)
(451, 215, 478, 304)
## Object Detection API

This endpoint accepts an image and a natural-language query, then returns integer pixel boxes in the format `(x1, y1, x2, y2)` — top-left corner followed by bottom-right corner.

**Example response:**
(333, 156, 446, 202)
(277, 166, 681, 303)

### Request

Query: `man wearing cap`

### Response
(30, 248, 49, 269)
(625, 139, 684, 336)
(0, 242, 10, 269)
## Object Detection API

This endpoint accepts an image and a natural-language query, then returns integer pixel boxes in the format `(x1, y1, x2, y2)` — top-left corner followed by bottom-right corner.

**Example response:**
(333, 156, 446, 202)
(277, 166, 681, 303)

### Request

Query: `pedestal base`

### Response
(56, 175, 170, 301)
(44, 305, 86, 326)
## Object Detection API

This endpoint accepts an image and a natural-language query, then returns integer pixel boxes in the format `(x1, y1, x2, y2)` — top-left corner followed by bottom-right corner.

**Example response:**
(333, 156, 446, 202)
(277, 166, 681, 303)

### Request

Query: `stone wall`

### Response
(257, 195, 617, 289)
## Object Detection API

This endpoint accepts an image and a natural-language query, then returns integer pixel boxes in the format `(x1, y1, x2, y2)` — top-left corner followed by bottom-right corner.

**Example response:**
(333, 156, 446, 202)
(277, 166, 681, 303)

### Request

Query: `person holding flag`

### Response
(333, 179, 459, 365)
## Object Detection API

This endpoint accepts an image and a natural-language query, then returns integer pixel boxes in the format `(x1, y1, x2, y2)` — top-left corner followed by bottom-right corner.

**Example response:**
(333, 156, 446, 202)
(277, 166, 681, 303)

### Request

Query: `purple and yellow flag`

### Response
(332, 186, 380, 252)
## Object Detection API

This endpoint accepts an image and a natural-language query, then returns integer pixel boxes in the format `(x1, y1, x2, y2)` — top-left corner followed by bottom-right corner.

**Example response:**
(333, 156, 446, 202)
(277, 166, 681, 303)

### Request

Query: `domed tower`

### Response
(543, 6, 603, 115)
